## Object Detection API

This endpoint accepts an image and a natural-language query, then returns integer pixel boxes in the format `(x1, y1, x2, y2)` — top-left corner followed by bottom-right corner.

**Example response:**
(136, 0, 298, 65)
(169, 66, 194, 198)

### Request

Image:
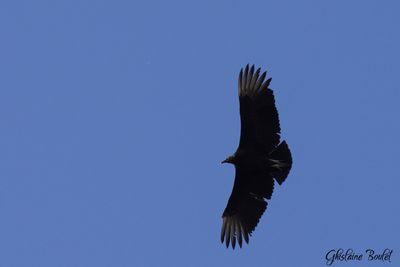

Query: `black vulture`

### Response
(221, 64, 292, 249)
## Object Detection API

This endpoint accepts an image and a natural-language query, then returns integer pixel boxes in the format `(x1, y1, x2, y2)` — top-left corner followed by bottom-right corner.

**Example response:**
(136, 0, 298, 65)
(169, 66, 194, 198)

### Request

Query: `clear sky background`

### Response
(0, 0, 399, 266)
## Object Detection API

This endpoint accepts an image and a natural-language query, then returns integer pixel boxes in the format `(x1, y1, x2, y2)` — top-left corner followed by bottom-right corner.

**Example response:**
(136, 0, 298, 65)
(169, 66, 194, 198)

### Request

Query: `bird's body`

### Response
(221, 64, 292, 249)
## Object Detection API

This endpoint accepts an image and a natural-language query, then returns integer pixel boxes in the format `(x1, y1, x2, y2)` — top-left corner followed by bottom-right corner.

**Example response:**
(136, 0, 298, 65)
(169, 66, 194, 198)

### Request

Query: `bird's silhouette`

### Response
(221, 64, 292, 249)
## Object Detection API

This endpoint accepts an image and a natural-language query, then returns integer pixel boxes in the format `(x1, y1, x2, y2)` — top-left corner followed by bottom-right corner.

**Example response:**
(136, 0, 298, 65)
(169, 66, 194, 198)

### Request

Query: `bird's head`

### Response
(221, 155, 236, 164)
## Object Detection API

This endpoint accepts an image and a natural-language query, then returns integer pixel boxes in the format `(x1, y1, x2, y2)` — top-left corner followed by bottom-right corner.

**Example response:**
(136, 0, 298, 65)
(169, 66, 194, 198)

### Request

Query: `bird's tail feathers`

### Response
(270, 141, 292, 185)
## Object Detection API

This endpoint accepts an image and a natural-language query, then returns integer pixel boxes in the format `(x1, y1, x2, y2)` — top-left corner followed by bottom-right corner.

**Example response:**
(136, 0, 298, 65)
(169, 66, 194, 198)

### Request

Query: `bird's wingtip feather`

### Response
(239, 64, 272, 97)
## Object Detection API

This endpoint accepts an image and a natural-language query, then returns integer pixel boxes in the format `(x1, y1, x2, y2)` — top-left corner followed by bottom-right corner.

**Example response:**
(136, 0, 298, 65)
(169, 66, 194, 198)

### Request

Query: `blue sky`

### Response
(1, 0, 399, 266)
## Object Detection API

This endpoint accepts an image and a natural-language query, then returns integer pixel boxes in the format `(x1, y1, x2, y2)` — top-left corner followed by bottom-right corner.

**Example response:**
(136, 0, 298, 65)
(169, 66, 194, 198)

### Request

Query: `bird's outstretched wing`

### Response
(238, 64, 281, 152)
(221, 168, 274, 249)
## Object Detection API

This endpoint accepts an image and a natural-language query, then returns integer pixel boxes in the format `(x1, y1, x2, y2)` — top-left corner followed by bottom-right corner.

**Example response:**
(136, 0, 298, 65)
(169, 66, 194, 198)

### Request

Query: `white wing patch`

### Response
(221, 215, 249, 249)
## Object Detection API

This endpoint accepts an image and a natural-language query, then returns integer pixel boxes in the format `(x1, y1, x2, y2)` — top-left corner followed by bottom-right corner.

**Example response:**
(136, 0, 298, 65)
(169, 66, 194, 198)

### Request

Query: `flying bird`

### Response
(221, 64, 292, 249)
